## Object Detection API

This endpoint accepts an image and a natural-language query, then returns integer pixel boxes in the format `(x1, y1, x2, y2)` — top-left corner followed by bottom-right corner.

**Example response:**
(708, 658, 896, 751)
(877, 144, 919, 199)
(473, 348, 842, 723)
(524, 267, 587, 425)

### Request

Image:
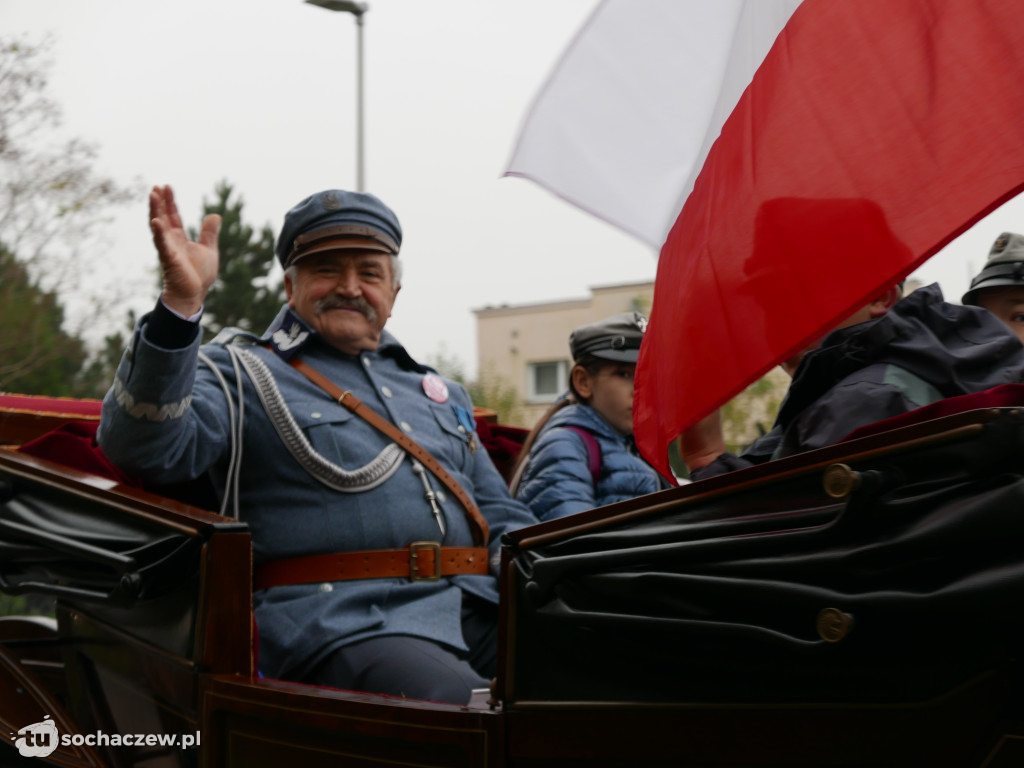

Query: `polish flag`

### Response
(507, 0, 1024, 479)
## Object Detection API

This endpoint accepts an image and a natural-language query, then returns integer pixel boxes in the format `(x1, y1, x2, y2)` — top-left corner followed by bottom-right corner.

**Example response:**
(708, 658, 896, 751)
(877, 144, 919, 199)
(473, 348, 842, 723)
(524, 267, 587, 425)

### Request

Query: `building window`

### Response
(527, 360, 569, 403)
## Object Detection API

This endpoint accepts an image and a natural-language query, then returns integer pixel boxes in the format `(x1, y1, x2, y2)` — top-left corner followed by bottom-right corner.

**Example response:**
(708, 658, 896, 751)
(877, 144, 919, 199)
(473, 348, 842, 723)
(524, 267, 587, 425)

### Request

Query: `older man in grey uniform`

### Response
(99, 185, 538, 704)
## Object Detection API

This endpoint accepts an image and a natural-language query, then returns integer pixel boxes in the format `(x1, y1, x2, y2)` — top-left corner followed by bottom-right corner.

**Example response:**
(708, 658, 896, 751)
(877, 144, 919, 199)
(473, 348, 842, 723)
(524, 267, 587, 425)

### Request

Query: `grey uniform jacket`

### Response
(98, 304, 539, 680)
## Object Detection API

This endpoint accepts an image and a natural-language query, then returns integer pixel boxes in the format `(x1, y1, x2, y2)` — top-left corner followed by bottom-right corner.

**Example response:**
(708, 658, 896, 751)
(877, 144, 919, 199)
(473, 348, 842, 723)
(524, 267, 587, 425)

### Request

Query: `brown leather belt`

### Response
(253, 542, 489, 591)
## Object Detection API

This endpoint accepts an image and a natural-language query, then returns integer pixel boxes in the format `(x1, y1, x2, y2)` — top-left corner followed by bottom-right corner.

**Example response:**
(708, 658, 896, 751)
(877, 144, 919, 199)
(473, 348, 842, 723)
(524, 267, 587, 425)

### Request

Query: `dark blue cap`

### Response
(275, 190, 402, 269)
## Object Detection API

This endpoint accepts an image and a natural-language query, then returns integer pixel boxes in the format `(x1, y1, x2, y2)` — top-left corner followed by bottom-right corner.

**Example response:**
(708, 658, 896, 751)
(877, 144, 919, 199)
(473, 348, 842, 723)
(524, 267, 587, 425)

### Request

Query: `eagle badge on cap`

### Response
(322, 191, 343, 210)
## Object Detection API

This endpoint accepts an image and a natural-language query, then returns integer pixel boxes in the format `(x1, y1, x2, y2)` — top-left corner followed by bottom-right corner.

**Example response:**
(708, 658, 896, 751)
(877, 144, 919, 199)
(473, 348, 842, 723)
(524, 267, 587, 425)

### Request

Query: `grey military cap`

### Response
(569, 312, 648, 364)
(962, 232, 1024, 305)
(275, 189, 403, 270)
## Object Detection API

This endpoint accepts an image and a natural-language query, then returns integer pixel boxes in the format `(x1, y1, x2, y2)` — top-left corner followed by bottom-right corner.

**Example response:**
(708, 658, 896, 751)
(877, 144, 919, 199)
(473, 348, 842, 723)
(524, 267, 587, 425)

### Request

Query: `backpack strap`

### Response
(563, 426, 601, 486)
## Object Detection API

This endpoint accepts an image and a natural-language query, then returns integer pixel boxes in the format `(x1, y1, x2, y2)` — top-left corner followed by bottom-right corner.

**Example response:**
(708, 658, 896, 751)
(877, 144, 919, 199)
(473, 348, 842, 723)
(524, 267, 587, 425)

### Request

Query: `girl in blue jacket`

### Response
(511, 312, 667, 520)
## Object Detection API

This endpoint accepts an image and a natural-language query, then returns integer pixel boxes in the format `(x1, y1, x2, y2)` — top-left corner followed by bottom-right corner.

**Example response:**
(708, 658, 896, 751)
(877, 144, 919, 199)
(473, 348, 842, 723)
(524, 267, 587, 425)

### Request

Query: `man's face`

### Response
(976, 285, 1024, 344)
(285, 250, 399, 355)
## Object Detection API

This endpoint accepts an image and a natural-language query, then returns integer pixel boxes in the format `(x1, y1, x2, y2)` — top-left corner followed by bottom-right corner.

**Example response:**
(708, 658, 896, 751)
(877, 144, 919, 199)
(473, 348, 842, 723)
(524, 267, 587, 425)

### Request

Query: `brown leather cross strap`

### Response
(254, 542, 488, 590)
(288, 357, 489, 546)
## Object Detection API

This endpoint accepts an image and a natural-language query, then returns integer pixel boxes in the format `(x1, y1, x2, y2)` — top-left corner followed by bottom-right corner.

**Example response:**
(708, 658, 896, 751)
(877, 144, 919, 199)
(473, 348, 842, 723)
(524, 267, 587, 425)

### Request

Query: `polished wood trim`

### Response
(503, 671, 1013, 767)
(0, 448, 237, 535)
(199, 674, 502, 768)
(0, 629, 108, 768)
(494, 555, 517, 705)
(61, 606, 198, 715)
(0, 410, 98, 447)
(195, 532, 253, 676)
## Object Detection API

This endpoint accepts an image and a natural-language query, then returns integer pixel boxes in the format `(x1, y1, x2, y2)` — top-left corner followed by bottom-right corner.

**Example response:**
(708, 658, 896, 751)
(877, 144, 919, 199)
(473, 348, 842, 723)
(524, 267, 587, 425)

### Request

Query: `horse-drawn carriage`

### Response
(1, 391, 1024, 767)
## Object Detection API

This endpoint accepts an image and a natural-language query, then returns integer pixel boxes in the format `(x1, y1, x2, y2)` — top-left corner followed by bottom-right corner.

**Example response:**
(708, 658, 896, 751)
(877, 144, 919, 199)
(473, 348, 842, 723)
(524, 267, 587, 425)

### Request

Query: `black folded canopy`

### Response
(504, 407, 1024, 704)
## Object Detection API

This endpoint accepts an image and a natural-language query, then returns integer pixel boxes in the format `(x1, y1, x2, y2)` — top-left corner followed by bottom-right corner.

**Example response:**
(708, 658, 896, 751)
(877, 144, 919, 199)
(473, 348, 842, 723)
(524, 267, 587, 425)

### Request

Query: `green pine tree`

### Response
(191, 181, 285, 341)
(72, 311, 135, 399)
(76, 182, 285, 398)
(0, 246, 87, 395)
(0, 36, 139, 400)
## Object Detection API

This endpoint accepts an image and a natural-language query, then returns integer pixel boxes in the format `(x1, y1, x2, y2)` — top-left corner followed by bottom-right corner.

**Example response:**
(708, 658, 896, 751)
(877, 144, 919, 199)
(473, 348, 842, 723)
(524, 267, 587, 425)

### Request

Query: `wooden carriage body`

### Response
(1, 394, 1024, 767)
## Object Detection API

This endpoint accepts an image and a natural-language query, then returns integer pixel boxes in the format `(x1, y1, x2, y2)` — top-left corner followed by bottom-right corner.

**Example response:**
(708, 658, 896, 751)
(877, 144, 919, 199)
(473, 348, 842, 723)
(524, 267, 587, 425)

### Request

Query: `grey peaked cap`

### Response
(962, 232, 1024, 305)
(275, 190, 403, 269)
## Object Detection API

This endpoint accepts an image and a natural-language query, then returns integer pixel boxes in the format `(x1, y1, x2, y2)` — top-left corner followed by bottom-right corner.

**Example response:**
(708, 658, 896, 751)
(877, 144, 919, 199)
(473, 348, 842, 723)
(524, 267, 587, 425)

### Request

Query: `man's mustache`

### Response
(314, 295, 378, 323)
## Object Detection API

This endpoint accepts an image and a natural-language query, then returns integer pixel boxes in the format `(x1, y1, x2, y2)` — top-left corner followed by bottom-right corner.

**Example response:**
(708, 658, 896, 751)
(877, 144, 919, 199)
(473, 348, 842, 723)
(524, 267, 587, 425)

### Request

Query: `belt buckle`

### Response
(409, 541, 442, 582)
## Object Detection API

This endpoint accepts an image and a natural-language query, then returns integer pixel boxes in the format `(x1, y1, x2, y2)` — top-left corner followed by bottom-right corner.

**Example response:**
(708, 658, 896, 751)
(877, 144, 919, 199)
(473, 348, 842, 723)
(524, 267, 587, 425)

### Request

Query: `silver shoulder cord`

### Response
(229, 346, 406, 494)
(200, 345, 448, 537)
(197, 350, 244, 519)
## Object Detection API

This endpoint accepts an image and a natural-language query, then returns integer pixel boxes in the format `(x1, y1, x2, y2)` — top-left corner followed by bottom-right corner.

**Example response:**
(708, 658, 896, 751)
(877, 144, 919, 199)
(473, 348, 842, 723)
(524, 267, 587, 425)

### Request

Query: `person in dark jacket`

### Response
(682, 282, 1024, 481)
(511, 312, 667, 520)
(962, 231, 1024, 344)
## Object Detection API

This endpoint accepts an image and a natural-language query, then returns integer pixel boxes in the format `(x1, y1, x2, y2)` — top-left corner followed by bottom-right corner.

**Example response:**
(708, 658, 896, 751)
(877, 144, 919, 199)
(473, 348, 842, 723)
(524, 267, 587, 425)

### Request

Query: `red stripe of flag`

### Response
(636, 0, 1024, 478)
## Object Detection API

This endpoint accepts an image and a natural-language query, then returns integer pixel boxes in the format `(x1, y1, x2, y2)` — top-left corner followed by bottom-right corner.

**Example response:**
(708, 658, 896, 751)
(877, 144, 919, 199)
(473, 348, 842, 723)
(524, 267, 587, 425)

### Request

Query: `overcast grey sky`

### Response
(4, 0, 1021, 377)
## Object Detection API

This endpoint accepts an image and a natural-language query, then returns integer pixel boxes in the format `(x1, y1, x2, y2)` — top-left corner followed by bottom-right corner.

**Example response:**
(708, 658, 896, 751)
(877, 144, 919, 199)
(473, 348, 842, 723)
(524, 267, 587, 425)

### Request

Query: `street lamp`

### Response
(305, 0, 368, 192)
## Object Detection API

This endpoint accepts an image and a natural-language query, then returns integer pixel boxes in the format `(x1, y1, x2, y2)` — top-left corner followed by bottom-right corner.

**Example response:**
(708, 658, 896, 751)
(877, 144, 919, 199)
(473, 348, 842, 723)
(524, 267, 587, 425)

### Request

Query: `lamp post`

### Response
(304, 0, 368, 192)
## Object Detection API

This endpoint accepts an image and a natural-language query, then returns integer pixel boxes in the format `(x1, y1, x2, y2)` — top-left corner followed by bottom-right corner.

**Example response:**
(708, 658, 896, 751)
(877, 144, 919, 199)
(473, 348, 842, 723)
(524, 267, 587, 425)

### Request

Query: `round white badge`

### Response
(422, 373, 449, 403)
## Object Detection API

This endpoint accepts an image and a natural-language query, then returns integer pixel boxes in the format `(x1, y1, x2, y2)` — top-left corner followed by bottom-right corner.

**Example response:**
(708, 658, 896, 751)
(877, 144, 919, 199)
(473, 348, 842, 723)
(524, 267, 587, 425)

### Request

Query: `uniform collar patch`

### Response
(269, 309, 312, 360)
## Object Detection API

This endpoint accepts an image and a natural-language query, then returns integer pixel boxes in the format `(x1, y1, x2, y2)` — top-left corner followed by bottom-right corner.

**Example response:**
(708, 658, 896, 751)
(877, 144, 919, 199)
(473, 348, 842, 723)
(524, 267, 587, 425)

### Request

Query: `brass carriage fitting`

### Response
(817, 607, 855, 643)
(822, 463, 861, 498)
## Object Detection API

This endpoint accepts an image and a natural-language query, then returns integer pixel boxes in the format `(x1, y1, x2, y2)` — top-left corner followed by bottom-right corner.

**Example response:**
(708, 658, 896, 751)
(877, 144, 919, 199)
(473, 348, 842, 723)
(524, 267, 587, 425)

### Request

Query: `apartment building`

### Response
(474, 280, 654, 427)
